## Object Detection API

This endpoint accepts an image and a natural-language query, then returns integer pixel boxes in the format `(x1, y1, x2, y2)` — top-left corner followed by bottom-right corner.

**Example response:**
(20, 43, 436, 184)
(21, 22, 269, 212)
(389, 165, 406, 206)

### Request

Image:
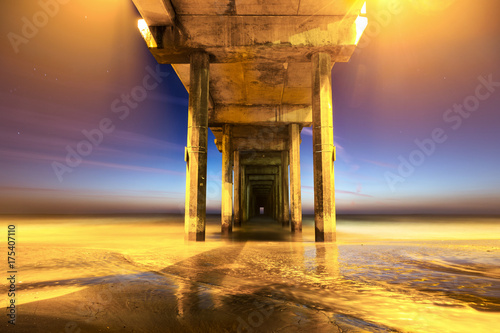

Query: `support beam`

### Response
(147, 15, 362, 64)
(234, 151, 241, 227)
(132, 0, 176, 26)
(277, 166, 282, 223)
(248, 175, 276, 181)
(245, 166, 279, 175)
(209, 104, 312, 126)
(281, 150, 290, 227)
(240, 152, 282, 166)
(232, 136, 288, 151)
(221, 124, 233, 235)
(312, 53, 336, 242)
(289, 123, 302, 232)
(274, 178, 279, 221)
(185, 52, 209, 241)
(242, 166, 247, 223)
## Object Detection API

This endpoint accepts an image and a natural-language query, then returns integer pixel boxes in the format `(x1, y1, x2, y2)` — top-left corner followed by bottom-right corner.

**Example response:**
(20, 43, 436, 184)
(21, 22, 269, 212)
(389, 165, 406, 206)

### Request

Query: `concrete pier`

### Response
(133, 0, 367, 241)
(221, 124, 233, 234)
(289, 123, 302, 232)
(184, 52, 209, 241)
(312, 53, 336, 242)
(241, 165, 247, 223)
(233, 151, 241, 227)
(281, 150, 290, 227)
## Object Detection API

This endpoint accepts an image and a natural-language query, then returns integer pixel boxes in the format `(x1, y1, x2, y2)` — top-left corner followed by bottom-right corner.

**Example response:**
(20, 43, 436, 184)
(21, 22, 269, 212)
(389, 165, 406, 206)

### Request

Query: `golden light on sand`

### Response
(2, 215, 499, 332)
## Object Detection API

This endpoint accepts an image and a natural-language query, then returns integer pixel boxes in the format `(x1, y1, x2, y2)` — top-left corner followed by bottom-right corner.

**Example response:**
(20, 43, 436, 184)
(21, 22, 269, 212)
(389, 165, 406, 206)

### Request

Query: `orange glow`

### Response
(138, 19, 157, 48)
(410, 0, 455, 14)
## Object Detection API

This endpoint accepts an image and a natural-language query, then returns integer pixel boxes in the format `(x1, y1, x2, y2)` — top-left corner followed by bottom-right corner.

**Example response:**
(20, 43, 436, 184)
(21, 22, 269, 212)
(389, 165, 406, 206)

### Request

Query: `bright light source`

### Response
(355, 2, 368, 45)
(355, 16, 368, 44)
(137, 19, 157, 48)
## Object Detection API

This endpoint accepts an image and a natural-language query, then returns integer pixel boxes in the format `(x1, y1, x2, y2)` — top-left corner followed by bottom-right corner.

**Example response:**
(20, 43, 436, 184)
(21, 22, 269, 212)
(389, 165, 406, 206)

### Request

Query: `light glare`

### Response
(138, 19, 157, 48)
(355, 16, 368, 44)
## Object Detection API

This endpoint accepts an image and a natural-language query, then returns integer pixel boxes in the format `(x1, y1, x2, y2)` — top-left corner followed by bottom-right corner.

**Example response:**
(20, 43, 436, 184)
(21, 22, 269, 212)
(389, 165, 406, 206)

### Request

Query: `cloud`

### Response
(301, 127, 313, 136)
(337, 189, 373, 198)
(80, 159, 184, 176)
(302, 185, 372, 198)
(0, 147, 184, 177)
(360, 158, 397, 169)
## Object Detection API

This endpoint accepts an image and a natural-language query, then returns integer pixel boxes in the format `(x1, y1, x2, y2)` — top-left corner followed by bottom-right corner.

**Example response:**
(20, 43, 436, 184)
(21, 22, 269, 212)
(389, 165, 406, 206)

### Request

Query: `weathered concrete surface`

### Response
(289, 123, 302, 232)
(312, 53, 336, 242)
(133, 0, 175, 26)
(148, 15, 360, 63)
(281, 150, 290, 226)
(221, 124, 233, 234)
(184, 52, 209, 241)
(133, 0, 365, 130)
(240, 151, 282, 166)
(233, 151, 241, 226)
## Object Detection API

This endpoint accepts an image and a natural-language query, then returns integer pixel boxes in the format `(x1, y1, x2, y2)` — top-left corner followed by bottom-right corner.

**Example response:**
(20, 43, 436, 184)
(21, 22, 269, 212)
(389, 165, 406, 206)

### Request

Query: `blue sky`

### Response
(1, 0, 499, 214)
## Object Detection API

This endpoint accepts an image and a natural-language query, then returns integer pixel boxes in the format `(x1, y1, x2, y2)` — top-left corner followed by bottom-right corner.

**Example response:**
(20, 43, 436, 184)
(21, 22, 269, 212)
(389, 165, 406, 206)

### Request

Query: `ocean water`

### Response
(1, 214, 499, 332)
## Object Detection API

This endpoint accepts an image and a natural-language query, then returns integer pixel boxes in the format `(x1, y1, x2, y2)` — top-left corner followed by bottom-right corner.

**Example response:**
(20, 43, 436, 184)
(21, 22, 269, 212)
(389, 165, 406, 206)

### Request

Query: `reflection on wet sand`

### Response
(1, 214, 499, 332)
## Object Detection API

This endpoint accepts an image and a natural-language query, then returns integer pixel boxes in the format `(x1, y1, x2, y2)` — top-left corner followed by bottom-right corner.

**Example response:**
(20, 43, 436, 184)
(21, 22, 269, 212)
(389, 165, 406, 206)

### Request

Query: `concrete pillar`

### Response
(274, 178, 279, 220)
(185, 52, 209, 241)
(241, 166, 247, 223)
(233, 151, 241, 227)
(281, 150, 290, 227)
(311, 52, 336, 242)
(289, 123, 302, 232)
(221, 124, 233, 234)
(277, 168, 282, 223)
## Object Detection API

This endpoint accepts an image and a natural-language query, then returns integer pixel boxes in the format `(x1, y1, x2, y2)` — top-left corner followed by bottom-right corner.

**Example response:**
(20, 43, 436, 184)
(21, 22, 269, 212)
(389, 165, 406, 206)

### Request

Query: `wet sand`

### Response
(1, 214, 500, 332)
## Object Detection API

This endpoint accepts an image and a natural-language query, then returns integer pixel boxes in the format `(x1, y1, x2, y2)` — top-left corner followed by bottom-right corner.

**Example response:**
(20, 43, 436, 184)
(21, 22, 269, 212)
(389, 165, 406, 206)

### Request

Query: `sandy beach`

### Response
(2, 214, 500, 332)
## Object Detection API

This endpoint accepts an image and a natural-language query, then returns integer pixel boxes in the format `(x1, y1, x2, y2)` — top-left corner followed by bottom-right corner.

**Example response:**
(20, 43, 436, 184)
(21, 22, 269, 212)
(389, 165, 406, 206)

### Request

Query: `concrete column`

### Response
(281, 150, 290, 227)
(312, 53, 336, 242)
(289, 123, 302, 232)
(242, 166, 247, 222)
(274, 178, 279, 220)
(221, 124, 233, 234)
(185, 52, 209, 241)
(233, 151, 241, 227)
(277, 168, 282, 223)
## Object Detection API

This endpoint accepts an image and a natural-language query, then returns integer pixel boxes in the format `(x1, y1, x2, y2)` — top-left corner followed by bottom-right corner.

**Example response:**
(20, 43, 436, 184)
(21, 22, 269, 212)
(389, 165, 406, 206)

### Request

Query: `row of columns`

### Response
(184, 51, 336, 242)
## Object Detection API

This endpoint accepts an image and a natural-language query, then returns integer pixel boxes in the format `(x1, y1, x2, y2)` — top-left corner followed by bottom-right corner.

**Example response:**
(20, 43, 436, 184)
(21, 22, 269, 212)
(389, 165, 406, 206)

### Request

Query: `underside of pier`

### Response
(132, 0, 367, 241)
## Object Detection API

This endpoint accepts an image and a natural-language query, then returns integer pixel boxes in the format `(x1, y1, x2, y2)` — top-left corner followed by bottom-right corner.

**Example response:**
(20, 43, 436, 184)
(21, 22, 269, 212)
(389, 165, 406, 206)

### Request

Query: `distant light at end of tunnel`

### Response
(355, 2, 368, 45)
(138, 19, 157, 48)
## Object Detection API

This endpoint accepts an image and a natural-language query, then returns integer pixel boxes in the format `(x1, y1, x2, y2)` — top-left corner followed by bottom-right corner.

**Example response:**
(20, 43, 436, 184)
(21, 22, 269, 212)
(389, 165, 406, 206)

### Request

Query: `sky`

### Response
(0, 0, 499, 215)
